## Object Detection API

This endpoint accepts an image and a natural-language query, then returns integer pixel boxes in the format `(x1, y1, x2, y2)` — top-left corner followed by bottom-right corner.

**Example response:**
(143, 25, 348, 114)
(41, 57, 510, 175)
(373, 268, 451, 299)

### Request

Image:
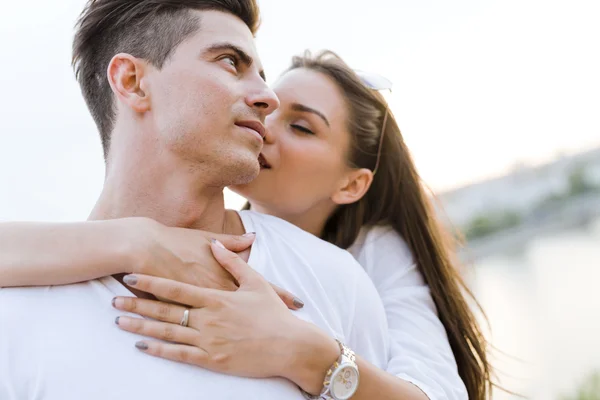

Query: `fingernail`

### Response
(112, 297, 116, 307)
(211, 239, 226, 249)
(293, 298, 305, 309)
(115, 316, 120, 325)
(242, 232, 256, 238)
(135, 341, 148, 350)
(123, 275, 137, 286)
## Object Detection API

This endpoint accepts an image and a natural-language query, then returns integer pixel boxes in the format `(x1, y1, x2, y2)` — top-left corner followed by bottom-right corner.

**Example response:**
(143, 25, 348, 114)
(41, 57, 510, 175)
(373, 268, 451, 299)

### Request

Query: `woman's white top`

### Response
(348, 225, 468, 400)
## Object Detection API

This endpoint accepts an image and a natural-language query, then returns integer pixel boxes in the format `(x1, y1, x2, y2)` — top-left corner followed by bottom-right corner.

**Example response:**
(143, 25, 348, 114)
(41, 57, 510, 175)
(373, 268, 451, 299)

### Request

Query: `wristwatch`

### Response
(302, 339, 360, 400)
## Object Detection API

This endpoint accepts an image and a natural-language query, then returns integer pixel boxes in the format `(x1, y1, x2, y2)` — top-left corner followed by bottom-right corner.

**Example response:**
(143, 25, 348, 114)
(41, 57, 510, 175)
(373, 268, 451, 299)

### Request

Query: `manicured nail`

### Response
(112, 297, 116, 307)
(242, 232, 256, 237)
(135, 341, 148, 350)
(293, 298, 305, 309)
(123, 275, 137, 286)
(211, 239, 226, 249)
(115, 316, 120, 325)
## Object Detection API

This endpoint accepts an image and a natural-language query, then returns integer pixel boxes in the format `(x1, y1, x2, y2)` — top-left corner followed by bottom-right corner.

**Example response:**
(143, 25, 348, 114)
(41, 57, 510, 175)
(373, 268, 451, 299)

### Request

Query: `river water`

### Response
(469, 217, 600, 399)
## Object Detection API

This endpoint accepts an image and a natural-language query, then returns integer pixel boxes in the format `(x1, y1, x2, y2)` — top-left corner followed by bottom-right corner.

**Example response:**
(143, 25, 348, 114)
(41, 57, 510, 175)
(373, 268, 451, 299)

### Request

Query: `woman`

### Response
(0, 51, 491, 399)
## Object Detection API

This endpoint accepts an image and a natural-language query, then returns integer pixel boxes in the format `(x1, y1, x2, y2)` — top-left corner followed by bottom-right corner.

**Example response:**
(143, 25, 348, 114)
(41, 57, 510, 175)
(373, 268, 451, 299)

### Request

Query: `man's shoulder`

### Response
(0, 278, 115, 299)
(0, 279, 118, 329)
(240, 210, 358, 264)
(0, 283, 308, 400)
(0, 283, 99, 352)
(0, 286, 49, 327)
(239, 211, 375, 305)
(0, 284, 65, 312)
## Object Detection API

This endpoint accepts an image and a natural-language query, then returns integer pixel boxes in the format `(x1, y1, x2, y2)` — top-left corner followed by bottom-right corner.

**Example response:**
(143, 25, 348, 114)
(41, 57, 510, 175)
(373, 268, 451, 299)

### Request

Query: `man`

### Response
(0, 1, 388, 399)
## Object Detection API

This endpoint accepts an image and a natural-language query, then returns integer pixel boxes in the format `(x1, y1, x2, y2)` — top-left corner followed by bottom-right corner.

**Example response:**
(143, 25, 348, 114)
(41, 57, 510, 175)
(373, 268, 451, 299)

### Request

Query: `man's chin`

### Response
(226, 158, 260, 187)
(229, 166, 267, 202)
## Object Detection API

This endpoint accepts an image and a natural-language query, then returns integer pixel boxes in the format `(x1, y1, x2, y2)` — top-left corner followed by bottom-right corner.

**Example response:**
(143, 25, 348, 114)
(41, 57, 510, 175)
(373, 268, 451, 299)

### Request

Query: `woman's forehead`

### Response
(272, 68, 347, 121)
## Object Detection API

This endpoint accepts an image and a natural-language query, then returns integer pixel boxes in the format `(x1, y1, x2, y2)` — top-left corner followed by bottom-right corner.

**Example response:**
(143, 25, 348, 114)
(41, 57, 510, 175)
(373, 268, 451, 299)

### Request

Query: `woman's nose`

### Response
(263, 118, 277, 144)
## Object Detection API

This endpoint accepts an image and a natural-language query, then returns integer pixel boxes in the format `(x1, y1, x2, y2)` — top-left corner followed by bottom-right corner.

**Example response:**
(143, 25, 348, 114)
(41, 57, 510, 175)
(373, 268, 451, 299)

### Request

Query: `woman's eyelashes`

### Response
(290, 124, 315, 135)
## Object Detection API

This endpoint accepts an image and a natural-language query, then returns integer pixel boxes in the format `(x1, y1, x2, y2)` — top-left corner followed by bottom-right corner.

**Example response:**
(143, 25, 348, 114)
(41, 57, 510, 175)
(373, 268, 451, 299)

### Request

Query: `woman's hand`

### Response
(128, 218, 303, 310)
(113, 240, 339, 392)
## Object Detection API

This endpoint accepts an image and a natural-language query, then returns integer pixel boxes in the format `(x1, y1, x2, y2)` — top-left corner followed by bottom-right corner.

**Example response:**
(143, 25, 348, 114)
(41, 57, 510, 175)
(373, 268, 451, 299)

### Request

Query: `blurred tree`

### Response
(464, 211, 522, 240)
(464, 216, 495, 240)
(560, 370, 600, 400)
(568, 165, 593, 195)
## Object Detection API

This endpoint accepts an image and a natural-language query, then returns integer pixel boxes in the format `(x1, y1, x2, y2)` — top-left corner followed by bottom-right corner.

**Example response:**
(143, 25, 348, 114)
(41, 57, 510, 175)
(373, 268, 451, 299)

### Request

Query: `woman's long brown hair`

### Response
(287, 51, 493, 399)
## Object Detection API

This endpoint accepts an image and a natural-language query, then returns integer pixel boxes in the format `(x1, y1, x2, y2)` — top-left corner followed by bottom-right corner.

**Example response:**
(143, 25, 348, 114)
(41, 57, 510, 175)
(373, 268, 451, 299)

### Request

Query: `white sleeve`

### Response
(343, 256, 390, 370)
(354, 227, 468, 400)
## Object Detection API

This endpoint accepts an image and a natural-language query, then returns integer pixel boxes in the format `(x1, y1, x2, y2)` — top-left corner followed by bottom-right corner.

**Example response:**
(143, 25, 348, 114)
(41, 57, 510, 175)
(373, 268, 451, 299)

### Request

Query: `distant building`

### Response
(436, 146, 600, 227)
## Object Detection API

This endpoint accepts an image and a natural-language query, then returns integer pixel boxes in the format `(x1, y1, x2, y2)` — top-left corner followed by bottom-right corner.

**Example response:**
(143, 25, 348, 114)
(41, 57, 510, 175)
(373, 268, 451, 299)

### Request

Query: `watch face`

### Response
(330, 364, 359, 400)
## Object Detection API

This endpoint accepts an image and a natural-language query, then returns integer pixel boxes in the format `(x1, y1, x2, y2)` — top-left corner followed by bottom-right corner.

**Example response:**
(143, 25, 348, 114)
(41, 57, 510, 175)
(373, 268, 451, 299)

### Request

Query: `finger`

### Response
(112, 296, 188, 324)
(209, 239, 263, 287)
(270, 283, 304, 310)
(115, 316, 198, 345)
(134, 341, 210, 368)
(208, 232, 256, 253)
(122, 274, 222, 307)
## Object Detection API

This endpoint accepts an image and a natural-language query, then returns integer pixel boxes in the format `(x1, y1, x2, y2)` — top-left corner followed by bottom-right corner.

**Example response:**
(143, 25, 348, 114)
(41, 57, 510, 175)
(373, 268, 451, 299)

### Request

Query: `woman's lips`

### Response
(258, 153, 271, 169)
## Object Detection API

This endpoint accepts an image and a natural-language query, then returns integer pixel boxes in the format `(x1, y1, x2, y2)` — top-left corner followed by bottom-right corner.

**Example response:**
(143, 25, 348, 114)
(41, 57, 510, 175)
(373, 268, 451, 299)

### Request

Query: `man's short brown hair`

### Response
(72, 0, 260, 158)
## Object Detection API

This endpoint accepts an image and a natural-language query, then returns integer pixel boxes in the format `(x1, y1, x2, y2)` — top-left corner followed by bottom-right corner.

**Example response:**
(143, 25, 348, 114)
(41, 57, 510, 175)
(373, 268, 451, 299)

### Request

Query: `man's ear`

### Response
(331, 168, 374, 206)
(106, 53, 151, 113)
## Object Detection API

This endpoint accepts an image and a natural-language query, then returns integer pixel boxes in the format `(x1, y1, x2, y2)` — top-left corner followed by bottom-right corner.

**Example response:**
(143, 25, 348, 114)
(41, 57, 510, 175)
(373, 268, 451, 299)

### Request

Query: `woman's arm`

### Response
(0, 219, 301, 309)
(284, 318, 430, 400)
(0, 219, 142, 286)
(0, 218, 253, 289)
(352, 226, 468, 400)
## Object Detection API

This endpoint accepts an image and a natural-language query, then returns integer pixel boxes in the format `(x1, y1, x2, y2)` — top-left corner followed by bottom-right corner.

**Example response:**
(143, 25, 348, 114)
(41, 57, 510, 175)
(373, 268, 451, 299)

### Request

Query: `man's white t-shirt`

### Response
(0, 211, 389, 400)
(349, 225, 468, 400)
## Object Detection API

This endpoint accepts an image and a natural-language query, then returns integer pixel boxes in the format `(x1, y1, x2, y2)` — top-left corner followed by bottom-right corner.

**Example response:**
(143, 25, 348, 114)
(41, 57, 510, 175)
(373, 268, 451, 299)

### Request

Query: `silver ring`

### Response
(180, 309, 190, 327)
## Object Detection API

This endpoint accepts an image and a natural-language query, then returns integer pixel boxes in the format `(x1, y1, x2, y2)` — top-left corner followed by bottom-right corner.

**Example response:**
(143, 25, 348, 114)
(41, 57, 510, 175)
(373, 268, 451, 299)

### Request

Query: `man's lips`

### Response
(235, 120, 266, 139)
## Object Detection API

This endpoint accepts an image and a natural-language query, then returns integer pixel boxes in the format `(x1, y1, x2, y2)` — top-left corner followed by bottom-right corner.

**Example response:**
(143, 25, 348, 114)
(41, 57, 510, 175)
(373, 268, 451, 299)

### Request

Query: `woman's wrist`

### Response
(281, 318, 341, 395)
(111, 217, 162, 276)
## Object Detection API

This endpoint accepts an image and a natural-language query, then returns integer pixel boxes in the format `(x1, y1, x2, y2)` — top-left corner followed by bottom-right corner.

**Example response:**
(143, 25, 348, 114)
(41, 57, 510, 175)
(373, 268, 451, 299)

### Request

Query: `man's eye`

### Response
(222, 56, 237, 68)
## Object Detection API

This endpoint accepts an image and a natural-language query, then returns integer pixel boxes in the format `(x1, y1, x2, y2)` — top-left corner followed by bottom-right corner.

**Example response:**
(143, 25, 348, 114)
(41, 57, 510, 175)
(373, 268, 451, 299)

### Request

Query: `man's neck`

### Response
(89, 141, 236, 232)
(89, 177, 228, 232)
(89, 119, 250, 232)
(89, 147, 247, 297)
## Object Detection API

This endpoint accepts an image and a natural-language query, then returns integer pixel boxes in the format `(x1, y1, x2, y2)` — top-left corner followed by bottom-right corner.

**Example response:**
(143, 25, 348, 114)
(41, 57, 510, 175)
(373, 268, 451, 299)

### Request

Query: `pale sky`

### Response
(1, 0, 599, 221)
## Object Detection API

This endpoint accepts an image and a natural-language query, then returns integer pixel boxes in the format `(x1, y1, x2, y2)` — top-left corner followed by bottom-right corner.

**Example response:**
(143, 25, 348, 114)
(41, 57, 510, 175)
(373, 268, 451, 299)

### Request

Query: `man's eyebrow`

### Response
(291, 103, 330, 127)
(204, 43, 266, 81)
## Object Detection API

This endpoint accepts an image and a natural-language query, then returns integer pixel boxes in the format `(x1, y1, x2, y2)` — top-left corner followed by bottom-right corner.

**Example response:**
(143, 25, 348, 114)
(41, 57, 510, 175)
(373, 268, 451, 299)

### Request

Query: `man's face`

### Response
(146, 10, 279, 186)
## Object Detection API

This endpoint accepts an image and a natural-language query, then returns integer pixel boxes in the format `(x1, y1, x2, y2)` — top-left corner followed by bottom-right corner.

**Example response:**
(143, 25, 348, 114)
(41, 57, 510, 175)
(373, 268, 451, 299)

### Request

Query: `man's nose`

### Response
(245, 82, 280, 119)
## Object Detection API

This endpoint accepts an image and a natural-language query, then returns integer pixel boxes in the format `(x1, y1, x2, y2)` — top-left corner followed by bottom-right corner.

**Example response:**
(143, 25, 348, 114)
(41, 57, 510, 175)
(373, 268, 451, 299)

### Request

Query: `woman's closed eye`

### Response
(290, 124, 314, 135)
